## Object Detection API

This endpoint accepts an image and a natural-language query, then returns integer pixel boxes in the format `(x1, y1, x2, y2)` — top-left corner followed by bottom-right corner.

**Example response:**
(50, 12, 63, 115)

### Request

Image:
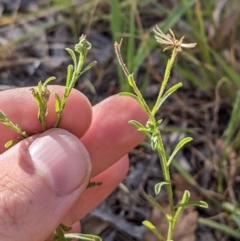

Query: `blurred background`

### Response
(0, 0, 240, 240)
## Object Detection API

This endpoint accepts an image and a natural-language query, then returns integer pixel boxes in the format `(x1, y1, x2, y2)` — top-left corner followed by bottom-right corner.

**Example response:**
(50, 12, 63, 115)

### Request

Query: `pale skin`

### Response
(0, 86, 147, 240)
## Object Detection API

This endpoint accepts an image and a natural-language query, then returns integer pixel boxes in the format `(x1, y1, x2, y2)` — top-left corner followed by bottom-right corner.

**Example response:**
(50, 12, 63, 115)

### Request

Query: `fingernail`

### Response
(29, 129, 91, 196)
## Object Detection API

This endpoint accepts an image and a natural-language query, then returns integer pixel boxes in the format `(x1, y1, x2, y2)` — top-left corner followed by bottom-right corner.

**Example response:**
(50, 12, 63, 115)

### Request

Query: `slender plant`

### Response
(0, 35, 101, 241)
(115, 26, 208, 241)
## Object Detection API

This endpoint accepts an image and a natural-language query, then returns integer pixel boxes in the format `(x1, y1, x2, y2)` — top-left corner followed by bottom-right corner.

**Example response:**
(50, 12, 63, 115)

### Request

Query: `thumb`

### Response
(0, 128, 91, 241)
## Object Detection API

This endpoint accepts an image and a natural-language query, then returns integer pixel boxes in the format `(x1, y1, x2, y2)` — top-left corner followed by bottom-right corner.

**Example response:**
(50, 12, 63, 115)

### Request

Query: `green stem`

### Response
(144, 110, 175, 240)
(54, 52, 86, 128)
(152, 49, 177, 116)
(155, 127, 175, 240)
(150, 49, 178, 240)
(115, 40, 179, 240)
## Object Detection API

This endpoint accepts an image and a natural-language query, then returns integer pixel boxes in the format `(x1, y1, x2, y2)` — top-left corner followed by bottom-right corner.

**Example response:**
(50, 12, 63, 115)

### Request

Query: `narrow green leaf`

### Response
(127, 0, 135, 73)
(211, 49, 240, 87)
(173, 190, 190, 229)
(161, 0, 196, 31)
(65, 47, 77, 68)
(222, 202, 240, 216)
(55, 226, 65, 241)
(66, 64, 73, 87)
(54, 93, 61, 114)
(31, 89, 42, 107)
(129, 120, 145, 129)
(43, 76, 56, 86)
(155, 181, 169, 196)
(146, 120, 155, 129)
(156, 119, 163, 126)
(120, 91, 149, 110)
(148, 196, 168, 219)
(151, 135, 158, 150)
(37, 81, 42, 93)
(167, 137, 193, 166)
(175, 200, 208, 209)
(4, 140, 17, 148)
(133, 37, 153, 74)
(198, 218, 240, 239)
(119, 92, 138, 99)
(153, 82, 183, 113)
(142, 220, 164, 241)
(128, 74, 135, 88)
(64, 233, 102, 241)
(231, 214, 240, 228)
(110, 0, 121, 42)
(80, 61, 97, 75)
(137, 127, 152, 133)
(0, 111, 7, 121)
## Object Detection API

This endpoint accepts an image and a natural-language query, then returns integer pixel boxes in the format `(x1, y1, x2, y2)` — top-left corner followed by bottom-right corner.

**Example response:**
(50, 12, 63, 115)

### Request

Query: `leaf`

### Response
(64, 233, 102, 241)
(128, 74, 135, 87)
(65, 47, 77, 68)
(137, 127, 152, 133)
(128, 120, 145, 129)
(54, 93, 61, 114)
(55, 226, 65, 241)
(231, 214, 240, 228)
(146, 120, 155, 129)
(120, 91, 149, 109)
(156, 119, 163, 126)
(119, 92, 138, 100)
(142, 220, 164, 241)
(43, 76, 56, 86)
(167, 137, 193, 166)
(198, 218, 240, 239)
(153, 82, 183, 113)
(4, 140, 17, 148)
(31, 88, 42, 107)
(37, 81, 42, 93)
(151, 135, 158, 150)
(173, 190, 190, 229)
(148, 196, 168, 219)
(175, 200, 208, 209)
(80, 61, 97, 75)
(155, 181, 169, 195)
(66, 64, 73, 88)
(0, 111, 7, 121)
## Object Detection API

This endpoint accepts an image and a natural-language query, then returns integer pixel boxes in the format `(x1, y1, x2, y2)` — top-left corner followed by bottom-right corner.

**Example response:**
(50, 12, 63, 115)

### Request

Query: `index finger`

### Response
(0, 86, 92, 153)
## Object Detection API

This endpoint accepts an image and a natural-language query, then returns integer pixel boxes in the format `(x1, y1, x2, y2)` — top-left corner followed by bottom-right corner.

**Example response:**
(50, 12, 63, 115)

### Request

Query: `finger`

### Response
(0, 88, 147, 178)
(65, 155, 129, 225)
(0, 86, 92, 153)
(81, 95, 148, 177)
(0, 129, 91, 241)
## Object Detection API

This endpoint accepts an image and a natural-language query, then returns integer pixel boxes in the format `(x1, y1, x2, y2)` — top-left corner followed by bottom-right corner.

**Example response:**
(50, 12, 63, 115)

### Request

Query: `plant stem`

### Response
(54, 43, 86, 128)
(150, 49, 178, 240)
(155, 125, 175, 240)
(152, 49, 177, 116)
(115, 38, 180, 240)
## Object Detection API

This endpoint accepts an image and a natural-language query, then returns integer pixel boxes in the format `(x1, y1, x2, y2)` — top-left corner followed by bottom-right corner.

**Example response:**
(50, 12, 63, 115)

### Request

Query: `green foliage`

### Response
(155, 182, 169, 196)
(167, 137, 193, 166)
(198, 218, 240, 239)
(31, 77, 56, 131)
(0, 111, 28, 139)
(0, 37, 99, 241)
(0, 35, 96, 149)
(115, 27, 208, 241)
(142, 220, 164, 241)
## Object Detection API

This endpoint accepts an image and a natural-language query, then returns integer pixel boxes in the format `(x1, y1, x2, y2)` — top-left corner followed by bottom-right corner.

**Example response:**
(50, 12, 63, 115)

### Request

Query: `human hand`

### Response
(0, 86, 147, 241)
